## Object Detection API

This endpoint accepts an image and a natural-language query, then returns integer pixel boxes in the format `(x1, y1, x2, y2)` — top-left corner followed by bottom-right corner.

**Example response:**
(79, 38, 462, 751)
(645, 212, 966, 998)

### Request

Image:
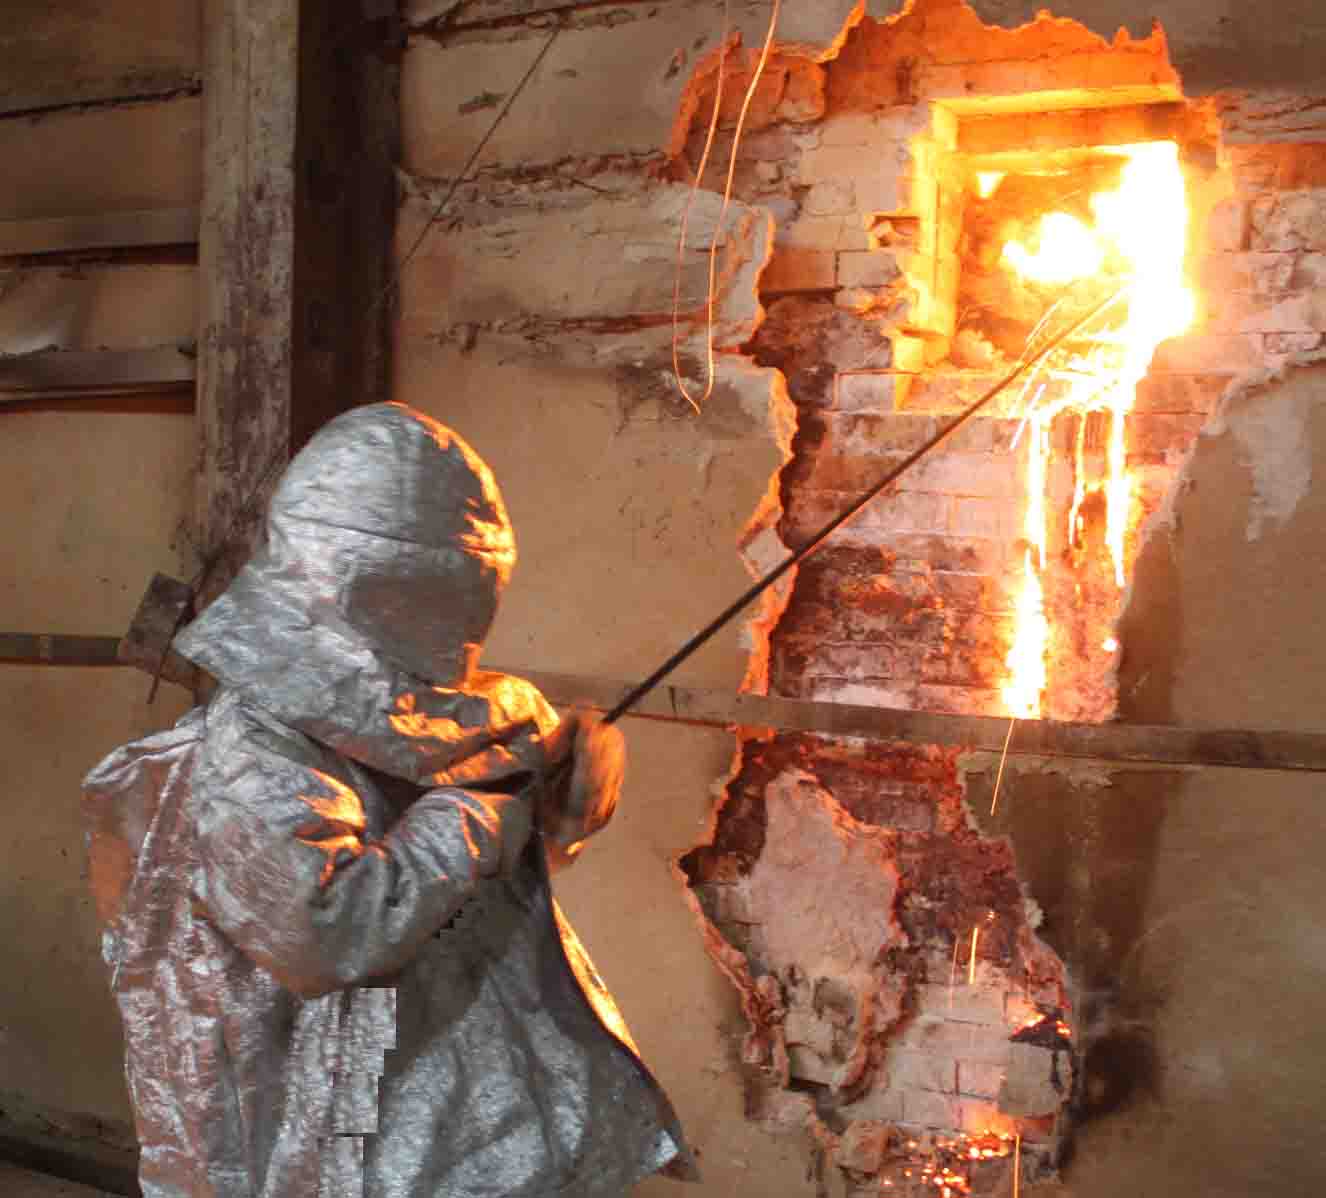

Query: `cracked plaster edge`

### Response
(952, 754, 1090, 1031)
(670, 730, 794, 1089)
(946, 756, 1087, 1133)
(670, 748, 915, 1128)
(962, 0, 1169, 50)
(401, 194, 777, 365)
(955, 749, 1120, 794)
(1203, 348, 1326, 540)
(1117, 347, 1326, 650)
(735, 359, 798, 696)
(655, 0, 939, 166)
(952, 745, 1088, 948)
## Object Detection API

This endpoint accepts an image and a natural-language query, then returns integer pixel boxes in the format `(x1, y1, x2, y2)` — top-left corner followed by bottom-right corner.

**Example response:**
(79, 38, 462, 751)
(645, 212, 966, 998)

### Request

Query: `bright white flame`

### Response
(1003, 212, 1105, 285)
(976, 170, 1006, 199)
(1002, 142, 1194, 718)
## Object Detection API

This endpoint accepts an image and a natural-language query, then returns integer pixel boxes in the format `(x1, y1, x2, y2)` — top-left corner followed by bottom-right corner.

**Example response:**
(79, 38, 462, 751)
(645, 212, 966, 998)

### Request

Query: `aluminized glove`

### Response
(539, 708, 625, 865)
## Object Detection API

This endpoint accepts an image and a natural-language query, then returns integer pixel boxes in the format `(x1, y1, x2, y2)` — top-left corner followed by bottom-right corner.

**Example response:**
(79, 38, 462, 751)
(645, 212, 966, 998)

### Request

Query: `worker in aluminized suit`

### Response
(83, 402, 695, 1197)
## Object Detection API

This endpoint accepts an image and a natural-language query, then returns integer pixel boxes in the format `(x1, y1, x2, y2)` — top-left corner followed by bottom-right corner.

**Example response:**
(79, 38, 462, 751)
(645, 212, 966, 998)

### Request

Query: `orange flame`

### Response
(1001, 142, 1194, 716)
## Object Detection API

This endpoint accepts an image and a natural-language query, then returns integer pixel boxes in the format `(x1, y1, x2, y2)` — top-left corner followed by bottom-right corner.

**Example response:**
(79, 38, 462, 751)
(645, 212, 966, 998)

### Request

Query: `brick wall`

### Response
(684, 732, 1071, 1192)
(684, 8, 1326, 1196)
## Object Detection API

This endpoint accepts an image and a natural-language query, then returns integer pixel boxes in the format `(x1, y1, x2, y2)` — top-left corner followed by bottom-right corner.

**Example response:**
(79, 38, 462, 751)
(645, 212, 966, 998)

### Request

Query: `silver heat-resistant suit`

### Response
(83, 403, 692, 1197)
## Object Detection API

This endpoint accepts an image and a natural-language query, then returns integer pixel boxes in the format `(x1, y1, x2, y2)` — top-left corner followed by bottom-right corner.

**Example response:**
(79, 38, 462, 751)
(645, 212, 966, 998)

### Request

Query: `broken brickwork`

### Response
(667, 5, 1222, 722)
(669, 3, 1326, 1194)
(682, 733, 1071, 1194)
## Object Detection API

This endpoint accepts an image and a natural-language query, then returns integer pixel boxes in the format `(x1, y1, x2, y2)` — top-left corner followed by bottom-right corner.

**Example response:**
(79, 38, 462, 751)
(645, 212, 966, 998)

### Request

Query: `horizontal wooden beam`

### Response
(16, 635, 1325, 774)
(0, 206, 199, 258)
(0, 625, 195, 688)
(0, 634, 121, 666)
(0, 348, 195, 402)
(506, 667, 1326, 775)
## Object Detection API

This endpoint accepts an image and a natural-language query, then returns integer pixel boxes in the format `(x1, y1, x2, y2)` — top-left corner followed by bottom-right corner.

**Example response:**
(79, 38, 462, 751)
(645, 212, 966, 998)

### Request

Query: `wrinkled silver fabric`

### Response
(84, 403, 693, 1197)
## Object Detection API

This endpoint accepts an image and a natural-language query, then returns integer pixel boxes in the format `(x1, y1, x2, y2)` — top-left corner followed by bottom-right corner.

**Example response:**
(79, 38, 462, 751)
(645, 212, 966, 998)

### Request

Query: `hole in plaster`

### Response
(663, 4, 1262, 1194)
(660, 1, 1260, 1193)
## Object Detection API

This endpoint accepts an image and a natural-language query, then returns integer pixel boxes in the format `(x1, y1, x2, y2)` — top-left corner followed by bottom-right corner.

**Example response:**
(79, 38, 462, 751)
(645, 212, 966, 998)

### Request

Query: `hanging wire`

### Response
(670, 2, 729, 414)
(671, 0, 782, 413)
(988, 717, 1017, 816)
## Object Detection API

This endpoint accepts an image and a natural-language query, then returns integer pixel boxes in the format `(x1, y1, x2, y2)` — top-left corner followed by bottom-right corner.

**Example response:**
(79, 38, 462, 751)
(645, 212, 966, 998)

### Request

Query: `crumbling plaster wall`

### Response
(0, 0, 201, 1175)
(396, 2, 1326, 1196)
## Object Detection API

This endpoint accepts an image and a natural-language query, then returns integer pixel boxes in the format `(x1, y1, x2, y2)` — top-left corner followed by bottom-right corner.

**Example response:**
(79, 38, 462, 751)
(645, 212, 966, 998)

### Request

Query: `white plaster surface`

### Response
(1205, 362, 1323, 540)
(0, 266, 198, 355)
(0, 669, 194, 1126)
(401, 3, 861, 179)
(396, 180, 772, 350)
(0, 417, 194, 1134)
(0, 0, 199, 115)
(1071, 363, 1326, 1197)
(396, 341, 787, 693)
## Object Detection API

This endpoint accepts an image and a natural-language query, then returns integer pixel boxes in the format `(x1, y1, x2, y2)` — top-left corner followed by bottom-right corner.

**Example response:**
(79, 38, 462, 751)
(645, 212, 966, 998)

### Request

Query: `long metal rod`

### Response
(603, 291, 1121, 724)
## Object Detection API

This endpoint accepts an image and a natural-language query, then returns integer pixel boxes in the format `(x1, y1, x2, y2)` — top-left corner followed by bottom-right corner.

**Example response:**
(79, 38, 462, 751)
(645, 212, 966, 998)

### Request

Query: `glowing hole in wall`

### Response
(999, 141, 1194, 720)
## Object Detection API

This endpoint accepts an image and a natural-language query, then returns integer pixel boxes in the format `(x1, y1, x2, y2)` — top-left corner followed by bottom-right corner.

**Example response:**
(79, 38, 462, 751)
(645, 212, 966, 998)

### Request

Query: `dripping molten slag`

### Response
(1000, 142, 1195, 719)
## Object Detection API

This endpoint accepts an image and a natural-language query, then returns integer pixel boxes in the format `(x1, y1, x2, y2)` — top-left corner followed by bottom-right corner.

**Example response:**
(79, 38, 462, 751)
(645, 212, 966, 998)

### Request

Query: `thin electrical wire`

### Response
(989, 717, 1016, 816)
(670, 2, 730, 413)
(671, 0, 781, 413)
(378, 25, 562, 313)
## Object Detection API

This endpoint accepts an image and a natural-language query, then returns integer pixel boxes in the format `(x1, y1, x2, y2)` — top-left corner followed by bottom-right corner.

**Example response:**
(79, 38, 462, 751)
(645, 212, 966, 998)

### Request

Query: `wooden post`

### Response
(195, 0, 399, 604)
(196, 0, 300, 602)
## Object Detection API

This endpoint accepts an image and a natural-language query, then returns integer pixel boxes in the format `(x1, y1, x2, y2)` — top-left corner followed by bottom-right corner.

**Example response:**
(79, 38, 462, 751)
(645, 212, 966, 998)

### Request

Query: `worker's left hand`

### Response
(539, 708, 625, 861)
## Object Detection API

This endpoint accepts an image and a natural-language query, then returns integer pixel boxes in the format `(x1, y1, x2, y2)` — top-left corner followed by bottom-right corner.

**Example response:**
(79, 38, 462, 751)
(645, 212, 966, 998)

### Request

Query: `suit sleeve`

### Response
(189, 696, 530, 997)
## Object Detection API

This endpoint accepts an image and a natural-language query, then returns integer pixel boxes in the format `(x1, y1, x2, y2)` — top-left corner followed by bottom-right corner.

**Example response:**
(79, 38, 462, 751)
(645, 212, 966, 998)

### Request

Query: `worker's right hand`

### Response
(539, 708, 625, 864)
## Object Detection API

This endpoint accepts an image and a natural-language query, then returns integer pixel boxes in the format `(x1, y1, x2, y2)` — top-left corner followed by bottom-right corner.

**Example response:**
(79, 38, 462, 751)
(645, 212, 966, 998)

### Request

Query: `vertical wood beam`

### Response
(196, 0, 399, 604)
(197, 0, 299, 601)
(291, 0, 401, 453)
